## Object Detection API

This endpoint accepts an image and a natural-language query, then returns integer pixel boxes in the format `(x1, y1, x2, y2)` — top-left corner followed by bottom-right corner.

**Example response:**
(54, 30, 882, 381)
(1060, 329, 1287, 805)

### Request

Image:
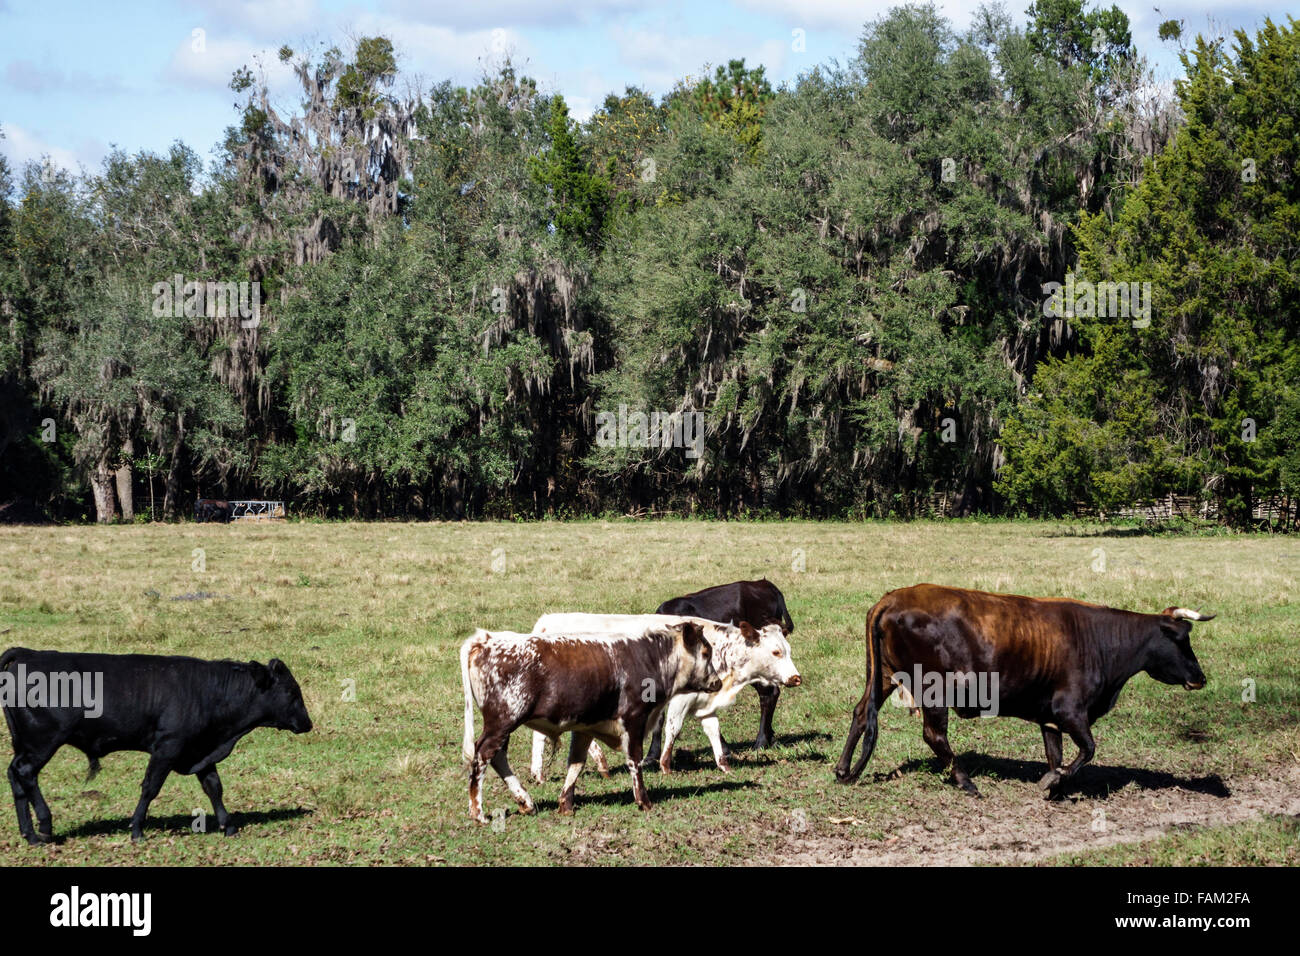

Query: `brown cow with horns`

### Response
(835, 584, 1214, 798)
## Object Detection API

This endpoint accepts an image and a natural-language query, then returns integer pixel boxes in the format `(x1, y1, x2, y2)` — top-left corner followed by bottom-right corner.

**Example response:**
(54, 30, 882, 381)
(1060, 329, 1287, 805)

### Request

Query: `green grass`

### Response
(0, 519, 1296, 865)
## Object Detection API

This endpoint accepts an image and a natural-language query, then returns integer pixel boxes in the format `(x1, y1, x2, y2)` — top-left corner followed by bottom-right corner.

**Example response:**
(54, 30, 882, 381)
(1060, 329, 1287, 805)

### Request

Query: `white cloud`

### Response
(163, 34, 298, 96)
(349, 13, 533, 84)
(0, 122, 103, 175)
(186, 0, 323, 42)
(3, 59, 128, 95)
(609, 23, 789, 93)
(733, 0, 989, 32)
(378, 0, 641, 30)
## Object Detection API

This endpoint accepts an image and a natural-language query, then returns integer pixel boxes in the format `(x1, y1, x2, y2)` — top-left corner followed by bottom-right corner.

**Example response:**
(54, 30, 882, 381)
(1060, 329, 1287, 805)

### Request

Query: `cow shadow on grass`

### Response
(54, 806, 313, 842)
(748, 730, 836, 749)
(527, 778, 759, 813)
(644, 749, 830, 775)
(884, 754, 1231, 800)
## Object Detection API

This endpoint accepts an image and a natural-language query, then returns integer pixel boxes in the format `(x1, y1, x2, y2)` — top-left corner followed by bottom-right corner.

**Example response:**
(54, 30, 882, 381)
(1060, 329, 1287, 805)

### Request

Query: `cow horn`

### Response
(1163, 607, 1216, 622)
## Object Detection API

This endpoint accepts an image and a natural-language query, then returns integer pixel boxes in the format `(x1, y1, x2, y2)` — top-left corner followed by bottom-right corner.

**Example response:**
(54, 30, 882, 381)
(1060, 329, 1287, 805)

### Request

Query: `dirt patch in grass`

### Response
(758, 764, 1300, 866)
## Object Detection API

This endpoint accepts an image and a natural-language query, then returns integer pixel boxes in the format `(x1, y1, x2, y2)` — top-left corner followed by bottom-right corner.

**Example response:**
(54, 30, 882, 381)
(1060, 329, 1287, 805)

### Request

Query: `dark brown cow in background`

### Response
(195, 498, 234, 523)
(656, 578, 795, 752)
(835, 584, 1213, 798)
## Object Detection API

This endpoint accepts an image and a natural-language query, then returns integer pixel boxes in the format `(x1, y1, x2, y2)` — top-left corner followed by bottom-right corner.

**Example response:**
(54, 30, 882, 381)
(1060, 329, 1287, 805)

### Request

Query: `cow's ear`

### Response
(678, 621, 704, 647)
(739, 621, 760, 646)
(1158, 618, 1191, 639)
(249, 661, 273, 690)
(269, 658, 288, 677)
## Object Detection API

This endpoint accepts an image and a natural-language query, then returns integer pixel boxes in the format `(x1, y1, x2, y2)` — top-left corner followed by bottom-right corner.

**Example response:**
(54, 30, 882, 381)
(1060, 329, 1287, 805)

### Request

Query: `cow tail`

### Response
(86, 757, 101, 782)
(836, 600, 886, 782)
(779, 591, 794, 634)
(459, 636, 477, 763)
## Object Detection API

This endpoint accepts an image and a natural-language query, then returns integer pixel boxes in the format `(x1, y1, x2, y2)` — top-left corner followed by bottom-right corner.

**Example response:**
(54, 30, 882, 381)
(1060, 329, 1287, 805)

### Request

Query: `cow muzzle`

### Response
(785, 674, 802, 688)
(1183, 679, 1205, 691)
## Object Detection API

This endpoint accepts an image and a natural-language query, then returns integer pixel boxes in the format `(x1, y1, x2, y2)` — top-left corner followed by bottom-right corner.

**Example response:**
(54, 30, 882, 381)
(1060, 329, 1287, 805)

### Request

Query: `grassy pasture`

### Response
(0, 519, 1296, 866)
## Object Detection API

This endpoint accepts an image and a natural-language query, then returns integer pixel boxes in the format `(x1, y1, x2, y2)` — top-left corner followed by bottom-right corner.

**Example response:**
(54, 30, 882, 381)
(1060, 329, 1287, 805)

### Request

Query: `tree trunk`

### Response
(115, 438, 135, 521)
(91, 459, 117, 523)
(163, 414, 186, 520)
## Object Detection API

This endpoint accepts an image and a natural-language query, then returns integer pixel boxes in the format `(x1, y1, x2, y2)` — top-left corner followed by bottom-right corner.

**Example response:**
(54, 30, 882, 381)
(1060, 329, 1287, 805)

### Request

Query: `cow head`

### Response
(254, 658, 314, 733)
(736, 622, 802, 688)
(1145, 608, 1213, 690)
(673, 621, 723, 694)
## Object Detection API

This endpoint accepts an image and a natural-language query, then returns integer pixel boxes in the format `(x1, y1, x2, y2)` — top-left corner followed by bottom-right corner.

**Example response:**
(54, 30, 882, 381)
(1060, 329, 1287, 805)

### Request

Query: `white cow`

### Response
(529, 613, 801, 781)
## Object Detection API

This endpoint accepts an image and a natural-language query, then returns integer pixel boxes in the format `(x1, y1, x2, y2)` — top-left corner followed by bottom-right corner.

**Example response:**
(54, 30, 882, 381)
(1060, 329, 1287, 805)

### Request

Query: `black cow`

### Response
(655, 578, 794, 750)
(195, 498, 234, 522)
(2, 649, 312, 843)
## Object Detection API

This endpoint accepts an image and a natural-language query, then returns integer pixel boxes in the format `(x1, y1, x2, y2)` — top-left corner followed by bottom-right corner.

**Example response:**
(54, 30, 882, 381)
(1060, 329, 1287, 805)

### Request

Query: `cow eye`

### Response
(773, 649, 782, 657)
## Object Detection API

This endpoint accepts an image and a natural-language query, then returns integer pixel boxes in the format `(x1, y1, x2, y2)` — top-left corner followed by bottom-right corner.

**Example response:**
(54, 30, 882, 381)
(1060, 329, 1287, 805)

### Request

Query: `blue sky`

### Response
(0, 0, 1291, 177)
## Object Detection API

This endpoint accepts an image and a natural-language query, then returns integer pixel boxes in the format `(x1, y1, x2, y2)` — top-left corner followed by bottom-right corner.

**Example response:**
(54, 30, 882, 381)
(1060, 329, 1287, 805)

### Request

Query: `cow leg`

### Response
(469, 727, 511, 823)
(657, 698, 689, 774)
(700, 716, 730, 773)
(468, 751, 488, 824)
(588, 740, 610, 778)
(1038, 725, 1064, 791)
(921, 707, 977, 796)
(9, 746, 58, 845)
(646, 728, 663, 767)
(7, 760, 34, 844)
(558, 732, 593, 816)
(622, 726, 652, 811)
(643, 708, 665, 767)
(1042, 716, 1095, 799)
(754, 684, 780, 749)
(197, 764, 236, 836)
(130, 752, 177, 842)
(529, 731, 552, 785)
(489, 744, 535, 815)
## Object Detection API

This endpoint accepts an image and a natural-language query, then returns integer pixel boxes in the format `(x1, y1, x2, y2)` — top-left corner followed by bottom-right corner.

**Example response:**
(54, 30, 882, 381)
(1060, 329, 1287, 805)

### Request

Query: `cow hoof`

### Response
(958, 780, 980, 797)
(658, 763, 672, 775)
(1038, 770, 1063, 791)
(516, 802, 535, 815)
(223, 825, 240, 837)
(130, 833, 145, 844)
(717, 760, 732, 773)
(557, 803, 574, 817)
(637, 802, 652, 812)
(26, 833, 51, 846)
(754, 736, 772, 751)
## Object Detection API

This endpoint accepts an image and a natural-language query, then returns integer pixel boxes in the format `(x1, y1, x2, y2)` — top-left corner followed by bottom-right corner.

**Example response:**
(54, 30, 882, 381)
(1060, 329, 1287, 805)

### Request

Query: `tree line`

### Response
(1, 2, 1296, 525)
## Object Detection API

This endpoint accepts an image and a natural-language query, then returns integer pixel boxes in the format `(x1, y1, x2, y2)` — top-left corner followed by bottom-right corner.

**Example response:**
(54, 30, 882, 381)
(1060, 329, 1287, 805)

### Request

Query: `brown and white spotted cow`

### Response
(528, 613, 801, 781)
(459, 621, 721, 822)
